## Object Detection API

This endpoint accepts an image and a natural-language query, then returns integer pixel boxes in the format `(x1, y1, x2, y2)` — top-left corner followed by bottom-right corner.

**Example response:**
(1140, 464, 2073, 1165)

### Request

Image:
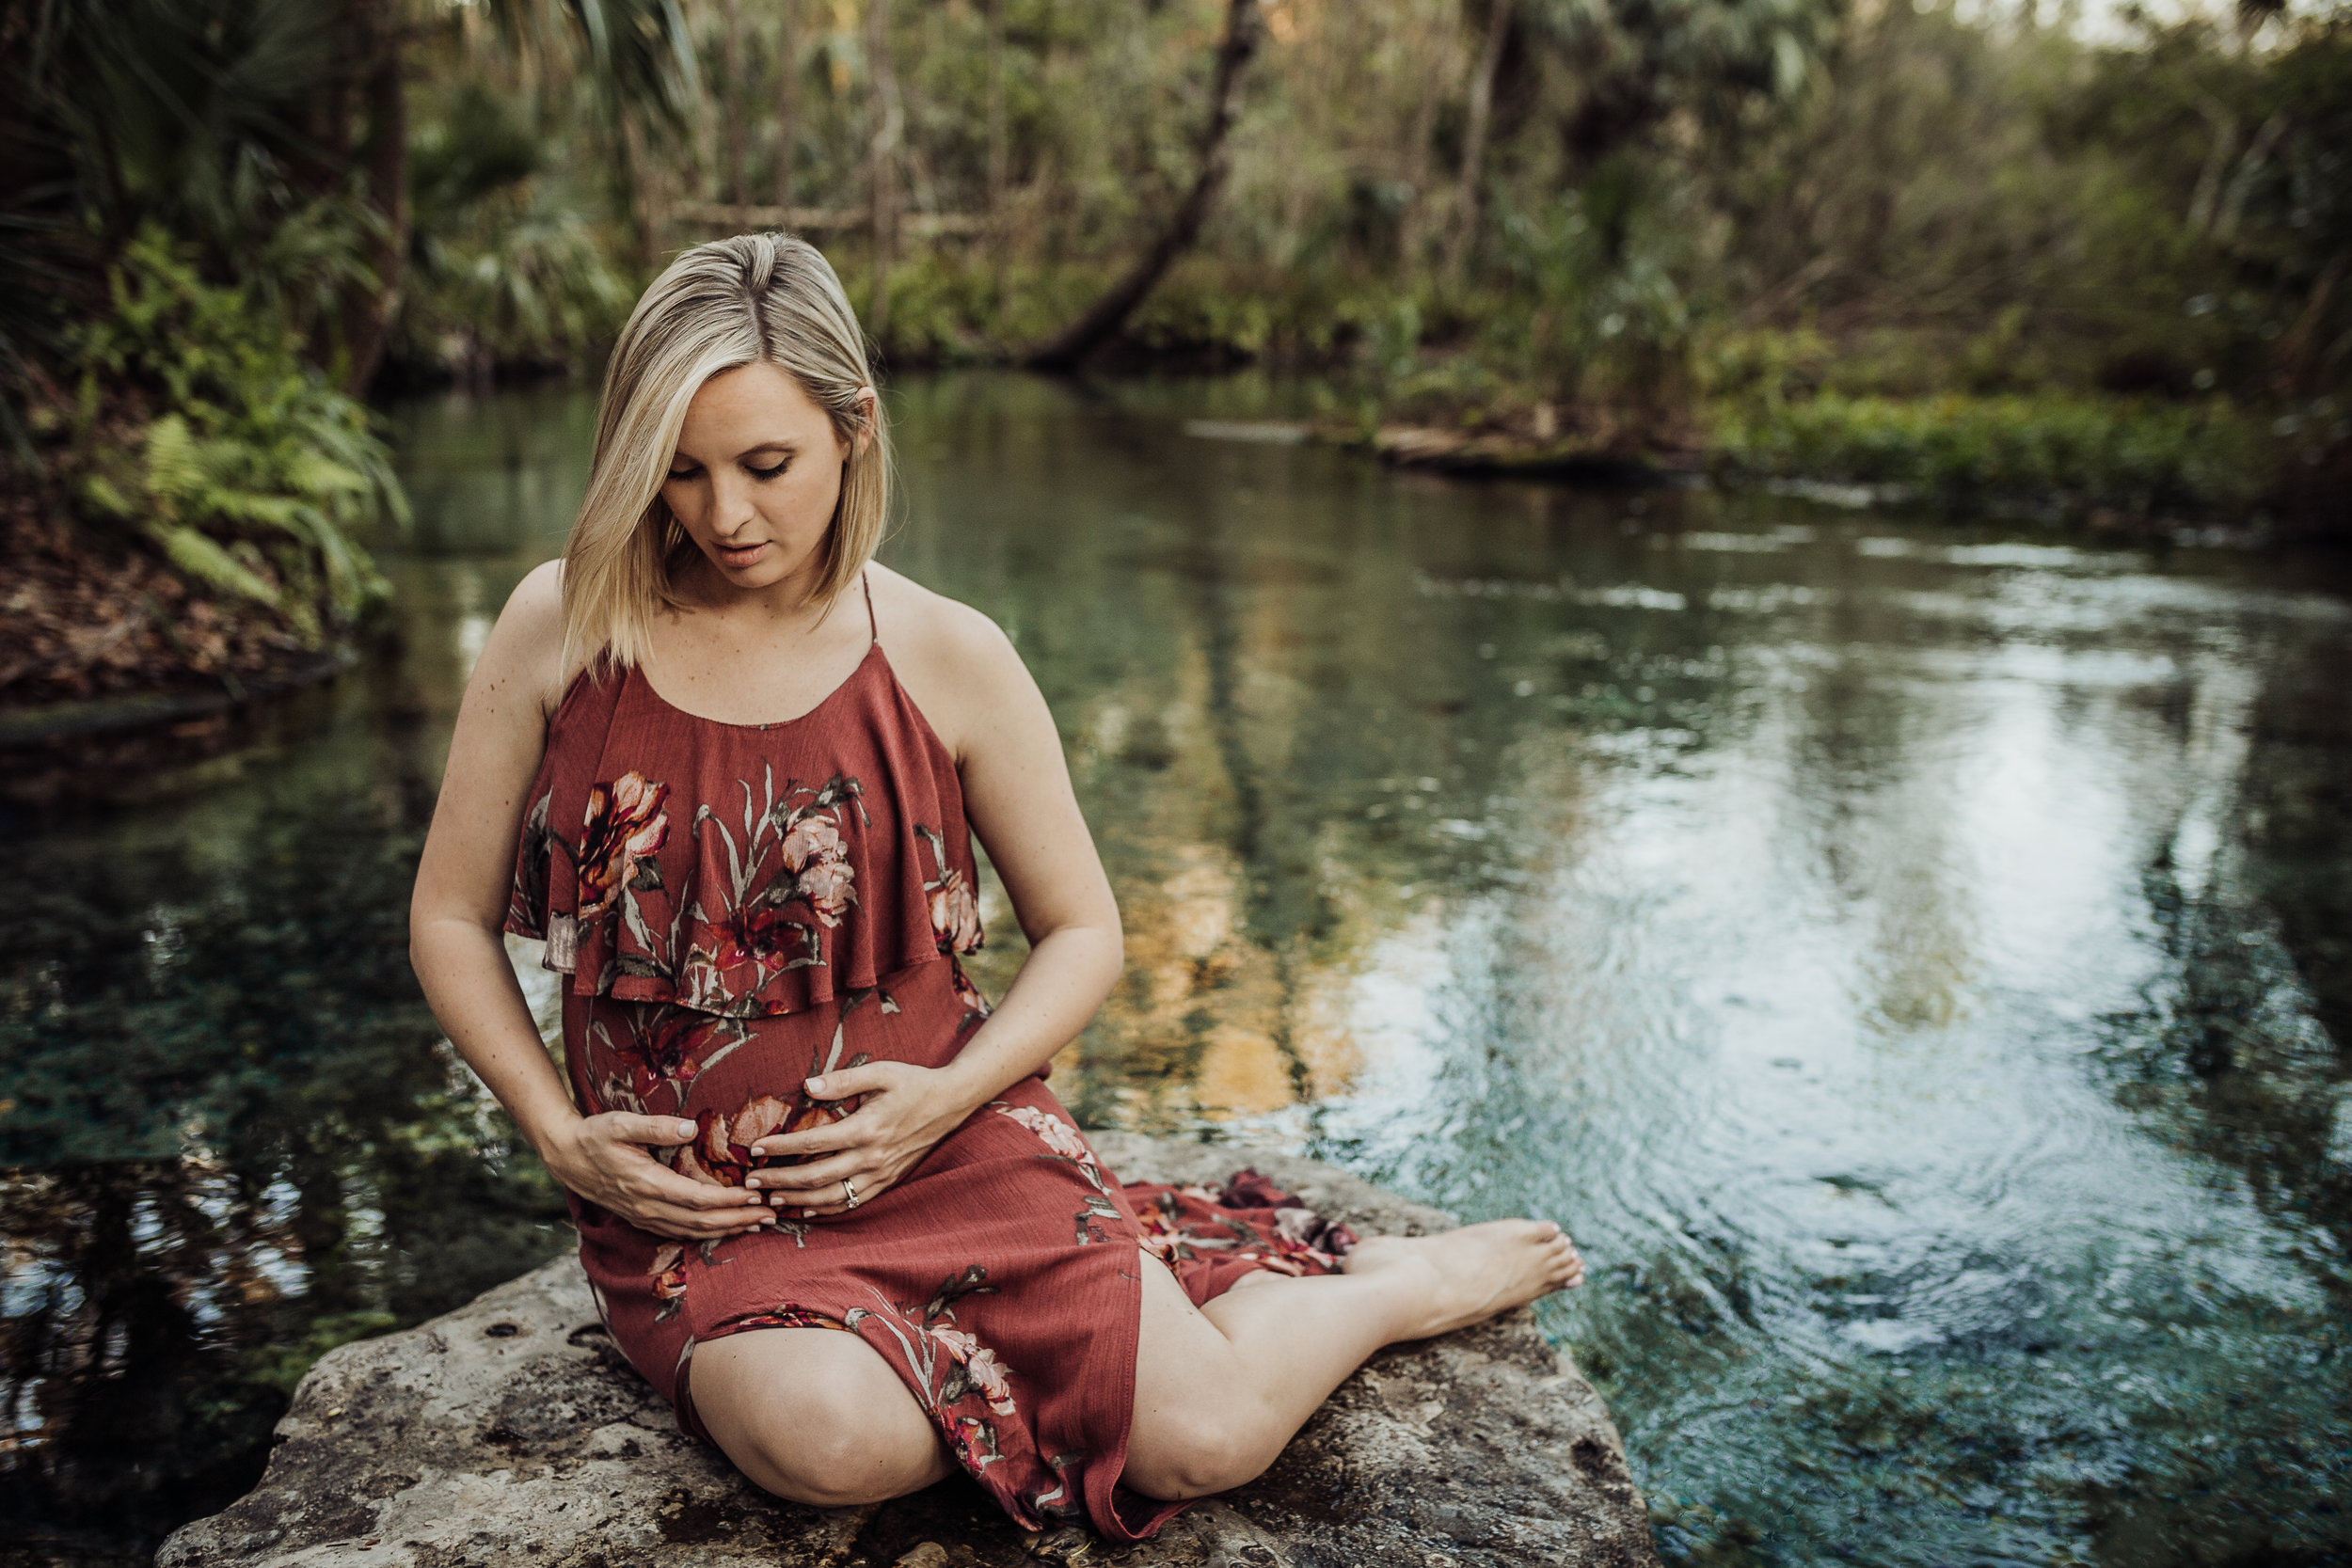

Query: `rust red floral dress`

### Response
(505, 576, 1354, 1541)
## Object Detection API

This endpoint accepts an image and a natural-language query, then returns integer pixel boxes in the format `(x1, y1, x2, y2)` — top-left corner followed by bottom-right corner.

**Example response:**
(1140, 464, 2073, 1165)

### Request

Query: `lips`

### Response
(714, 540, 769, 568)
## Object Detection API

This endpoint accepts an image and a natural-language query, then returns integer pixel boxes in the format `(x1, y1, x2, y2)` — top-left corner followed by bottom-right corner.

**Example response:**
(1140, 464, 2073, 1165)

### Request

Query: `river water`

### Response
(4, 373, 2348, 1563)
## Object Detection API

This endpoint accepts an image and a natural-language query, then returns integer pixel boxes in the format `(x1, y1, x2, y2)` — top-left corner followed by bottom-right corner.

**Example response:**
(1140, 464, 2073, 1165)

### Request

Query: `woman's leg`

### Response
(1124, 1220, 1584, 1501)
(690, 1327, 955, 1507)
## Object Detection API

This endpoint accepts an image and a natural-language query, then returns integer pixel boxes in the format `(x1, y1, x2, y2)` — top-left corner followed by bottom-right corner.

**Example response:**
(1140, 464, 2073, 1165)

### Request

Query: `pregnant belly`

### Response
(563, 955, 993, 1188)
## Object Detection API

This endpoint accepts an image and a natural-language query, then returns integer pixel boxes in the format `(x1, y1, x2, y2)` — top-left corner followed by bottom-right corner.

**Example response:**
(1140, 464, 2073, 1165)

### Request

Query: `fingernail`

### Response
(805, 1077, 827, 1094)
(676, 1120, 696, 1139)
(743, 1176, 759, 1189)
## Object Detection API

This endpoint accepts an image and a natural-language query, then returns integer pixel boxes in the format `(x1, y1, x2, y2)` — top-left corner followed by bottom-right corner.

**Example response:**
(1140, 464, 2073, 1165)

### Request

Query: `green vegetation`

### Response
(2, 0, 2347, 706)
(59, 230, 406, 642)
(0, 0, 690, 700)
(1710, 390, 2278, 515)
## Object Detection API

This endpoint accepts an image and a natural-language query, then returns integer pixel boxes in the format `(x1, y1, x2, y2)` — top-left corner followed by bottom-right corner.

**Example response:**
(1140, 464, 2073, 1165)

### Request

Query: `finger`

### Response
(747, 1116, 866, 1164)
(641, 1202, 773, 1237)
(802, 1063, 897, 1101)
(789, 1190, 879, 1219)
(787, 1172, 895, 1218)
(616, 1114, 702, 1148)
(643, 1196, 771, 1226)
(637, 1164, 775, 1211)
(751, 1152, 865, 1196)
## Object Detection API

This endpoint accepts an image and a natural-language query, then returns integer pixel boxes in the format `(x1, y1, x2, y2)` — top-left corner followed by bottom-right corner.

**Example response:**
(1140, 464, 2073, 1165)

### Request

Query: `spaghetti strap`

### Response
(861, 567, 878, 644)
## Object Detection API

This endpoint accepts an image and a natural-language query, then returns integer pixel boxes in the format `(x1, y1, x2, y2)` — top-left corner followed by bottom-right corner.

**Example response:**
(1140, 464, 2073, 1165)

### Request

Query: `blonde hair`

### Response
(560, 232, 889, 676)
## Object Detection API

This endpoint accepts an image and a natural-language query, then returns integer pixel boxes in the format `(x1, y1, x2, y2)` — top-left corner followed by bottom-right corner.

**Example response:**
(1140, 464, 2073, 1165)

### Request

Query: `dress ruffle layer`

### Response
(507, 646, 985, 1020)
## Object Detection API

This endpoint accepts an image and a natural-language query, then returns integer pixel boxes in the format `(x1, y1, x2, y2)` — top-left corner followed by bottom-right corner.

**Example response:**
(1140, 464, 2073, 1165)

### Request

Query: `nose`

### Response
(706, 468, 759, 538)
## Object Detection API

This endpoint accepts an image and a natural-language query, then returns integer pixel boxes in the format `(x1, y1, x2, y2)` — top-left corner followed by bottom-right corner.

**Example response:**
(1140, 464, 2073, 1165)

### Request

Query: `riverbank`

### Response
(0, 490, 336, 710)
(1324, 388, 2316, 533)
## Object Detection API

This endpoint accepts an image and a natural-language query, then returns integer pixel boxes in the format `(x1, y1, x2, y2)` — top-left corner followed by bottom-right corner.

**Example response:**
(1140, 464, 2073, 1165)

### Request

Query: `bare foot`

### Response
(1341, 1220, 1584, 1340)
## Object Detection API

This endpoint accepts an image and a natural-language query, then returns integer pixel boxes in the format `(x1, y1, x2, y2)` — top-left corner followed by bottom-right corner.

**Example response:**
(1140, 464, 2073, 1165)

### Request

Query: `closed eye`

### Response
(665, 453, 791, 482)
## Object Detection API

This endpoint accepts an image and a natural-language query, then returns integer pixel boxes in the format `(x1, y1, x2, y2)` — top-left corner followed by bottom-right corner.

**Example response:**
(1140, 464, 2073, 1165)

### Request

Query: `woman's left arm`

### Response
(747, 605, 1123, 1212)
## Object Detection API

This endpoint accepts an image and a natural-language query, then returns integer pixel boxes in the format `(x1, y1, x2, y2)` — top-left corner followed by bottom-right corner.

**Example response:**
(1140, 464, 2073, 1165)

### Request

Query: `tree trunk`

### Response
(1024, 0, 1262, 372)
(623, 112, 666, 270)
(2273, 248, 2348, 399)
(985, 0, 1009, 308)
(1441, 0, 1510, 288)
(342, 0, 408, 395)
(866, 0, 901, 342)
(775, 0, 801, 213)
(721, 0, 747, 205)
(1393, 2, 1456, 275)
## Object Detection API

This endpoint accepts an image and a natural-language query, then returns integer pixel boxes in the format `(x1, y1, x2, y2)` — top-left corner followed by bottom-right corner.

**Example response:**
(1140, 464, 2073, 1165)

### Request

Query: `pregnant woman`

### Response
(408, 231, 1583, 1541)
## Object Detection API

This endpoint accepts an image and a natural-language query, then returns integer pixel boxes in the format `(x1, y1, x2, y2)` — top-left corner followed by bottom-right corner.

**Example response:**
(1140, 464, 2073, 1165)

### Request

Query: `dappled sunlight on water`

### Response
(4, 372, 2348, 1561)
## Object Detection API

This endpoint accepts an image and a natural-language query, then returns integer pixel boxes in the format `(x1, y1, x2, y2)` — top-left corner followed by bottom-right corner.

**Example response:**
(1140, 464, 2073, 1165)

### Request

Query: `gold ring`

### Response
(842, 1177, 859, 1209)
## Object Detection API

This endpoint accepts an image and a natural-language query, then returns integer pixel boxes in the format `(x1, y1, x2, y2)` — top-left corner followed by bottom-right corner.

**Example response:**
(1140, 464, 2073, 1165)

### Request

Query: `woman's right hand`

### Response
(543, 1114, 777, 1241)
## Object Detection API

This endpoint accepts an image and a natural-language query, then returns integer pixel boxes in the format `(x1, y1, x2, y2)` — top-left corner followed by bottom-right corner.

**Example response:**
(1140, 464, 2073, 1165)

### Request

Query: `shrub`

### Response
(64, 228, 406, 644)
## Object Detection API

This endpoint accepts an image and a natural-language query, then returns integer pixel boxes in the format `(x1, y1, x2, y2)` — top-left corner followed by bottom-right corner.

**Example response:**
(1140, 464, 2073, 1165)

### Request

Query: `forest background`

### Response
(1, 0, 2347, 707)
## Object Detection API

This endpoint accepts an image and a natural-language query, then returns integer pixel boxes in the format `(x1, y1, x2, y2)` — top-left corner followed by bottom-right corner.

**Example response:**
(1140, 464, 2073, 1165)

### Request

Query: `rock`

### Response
(160, 1135, 1659, 1568)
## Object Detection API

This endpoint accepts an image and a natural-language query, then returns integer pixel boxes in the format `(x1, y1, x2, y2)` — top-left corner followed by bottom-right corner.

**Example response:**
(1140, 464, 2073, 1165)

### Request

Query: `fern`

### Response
(68, 226, 405, 646)
(147, 522, 282, 610)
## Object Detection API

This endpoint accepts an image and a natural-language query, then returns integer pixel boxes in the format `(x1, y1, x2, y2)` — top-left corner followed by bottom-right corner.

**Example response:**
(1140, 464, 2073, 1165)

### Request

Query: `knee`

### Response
(733, 1386, 918, 1508)
(1124, 1401, 1272, 1501)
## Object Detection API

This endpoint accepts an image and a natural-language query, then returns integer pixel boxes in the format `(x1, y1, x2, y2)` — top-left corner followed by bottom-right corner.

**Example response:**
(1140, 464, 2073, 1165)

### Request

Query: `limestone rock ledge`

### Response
(160, 1134, 1659, 1568)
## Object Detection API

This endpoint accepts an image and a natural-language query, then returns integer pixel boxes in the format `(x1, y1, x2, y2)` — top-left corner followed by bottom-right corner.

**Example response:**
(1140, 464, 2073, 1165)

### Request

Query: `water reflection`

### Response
(3, 372, 2348, 1563)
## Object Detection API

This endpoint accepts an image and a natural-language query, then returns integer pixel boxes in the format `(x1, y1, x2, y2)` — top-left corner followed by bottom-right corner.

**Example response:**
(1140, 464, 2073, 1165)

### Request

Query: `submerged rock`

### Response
(159, 1135, 1658, 1567)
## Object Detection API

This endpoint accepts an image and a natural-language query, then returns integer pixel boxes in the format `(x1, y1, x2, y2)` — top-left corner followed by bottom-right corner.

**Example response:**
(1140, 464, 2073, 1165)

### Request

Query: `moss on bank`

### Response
(1706, 391, 2283, 518)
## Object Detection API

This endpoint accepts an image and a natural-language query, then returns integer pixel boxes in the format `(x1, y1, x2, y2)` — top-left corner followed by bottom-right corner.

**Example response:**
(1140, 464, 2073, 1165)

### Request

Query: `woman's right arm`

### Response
(407, 562, 773, 1242)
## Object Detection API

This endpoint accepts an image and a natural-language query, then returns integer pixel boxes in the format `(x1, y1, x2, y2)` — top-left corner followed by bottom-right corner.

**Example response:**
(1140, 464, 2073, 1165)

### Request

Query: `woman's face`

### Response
(660, 360, 867, 594)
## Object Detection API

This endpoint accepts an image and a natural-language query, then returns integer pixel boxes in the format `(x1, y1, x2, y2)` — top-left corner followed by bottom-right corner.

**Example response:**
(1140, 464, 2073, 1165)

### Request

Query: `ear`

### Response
(847, 387, 878, 454)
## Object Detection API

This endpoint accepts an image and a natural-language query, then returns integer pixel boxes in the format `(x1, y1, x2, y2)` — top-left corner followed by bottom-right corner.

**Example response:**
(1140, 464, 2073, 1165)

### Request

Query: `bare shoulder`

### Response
(474, 558, 569, 721)
(866, 563, 1033, 758)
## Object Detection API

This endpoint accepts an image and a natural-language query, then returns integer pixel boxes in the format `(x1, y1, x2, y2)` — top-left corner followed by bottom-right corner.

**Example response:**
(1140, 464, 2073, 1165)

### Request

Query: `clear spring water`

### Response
(4, 372, 2347, 1564)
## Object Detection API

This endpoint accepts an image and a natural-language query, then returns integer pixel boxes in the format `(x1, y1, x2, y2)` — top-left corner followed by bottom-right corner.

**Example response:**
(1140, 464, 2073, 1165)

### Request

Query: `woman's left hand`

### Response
(743, 1061, 977, 1217)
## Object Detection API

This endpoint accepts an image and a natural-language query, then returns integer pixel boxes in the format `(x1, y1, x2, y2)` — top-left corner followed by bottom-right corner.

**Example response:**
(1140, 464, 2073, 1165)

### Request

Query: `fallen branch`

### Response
(1024, 0, 1263, 372)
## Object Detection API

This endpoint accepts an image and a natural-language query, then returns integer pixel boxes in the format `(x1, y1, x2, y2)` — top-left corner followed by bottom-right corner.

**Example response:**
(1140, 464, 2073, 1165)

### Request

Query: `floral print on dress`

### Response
(990, 1102, 1124, 1244)
(656, 990, 889, 1224)
(678, 770, 867, 1003)
(931, 1326, 1017, 1416)
(948, 958, 992, 1026)
(510, 695, 992, 1022)
(724, 1303, 847, 1333)
(992, 1101, 1094, 1164)
(582, 1004, 747, 1117)
(579, 773, 671, 918)
(842, 1265, 1049, 1512)
(510, 789, 559, 936)
(648, 1245, 691, 1323)
(917, 825, 983, 954)
(1132, 1171, 1360, 1275)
